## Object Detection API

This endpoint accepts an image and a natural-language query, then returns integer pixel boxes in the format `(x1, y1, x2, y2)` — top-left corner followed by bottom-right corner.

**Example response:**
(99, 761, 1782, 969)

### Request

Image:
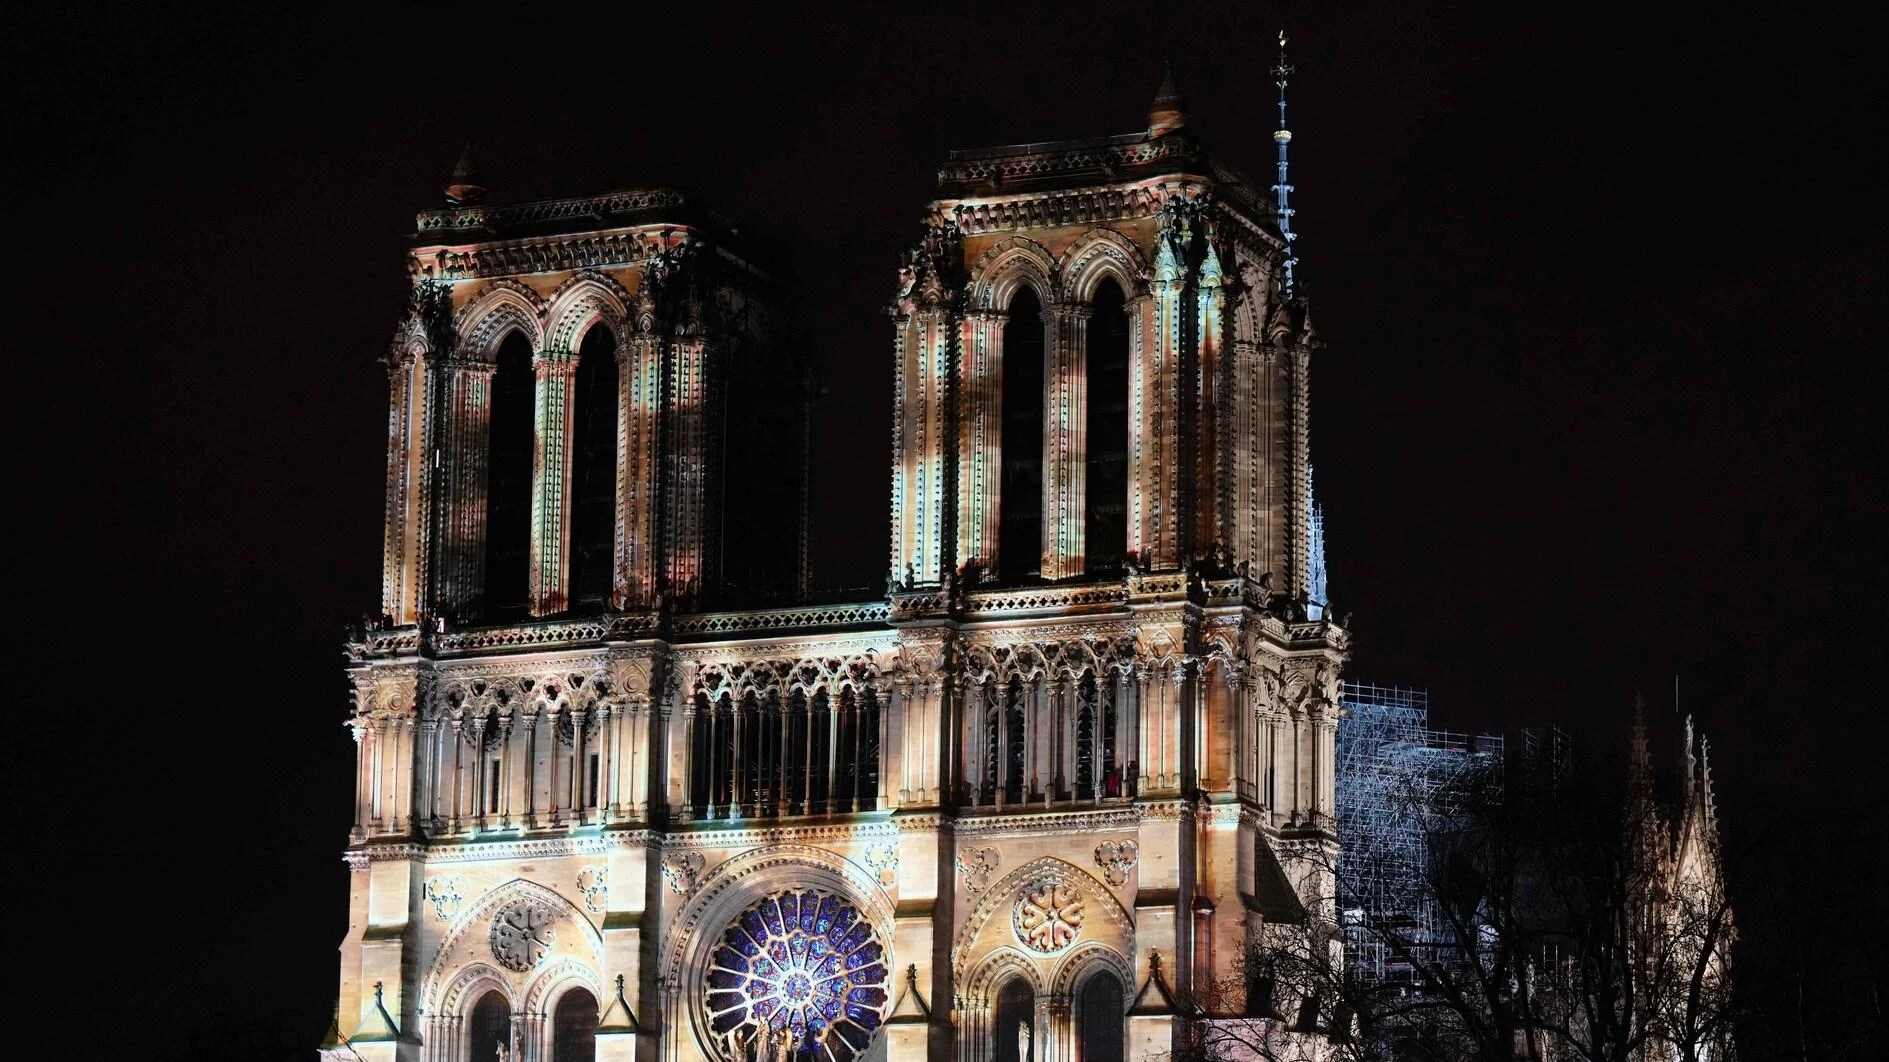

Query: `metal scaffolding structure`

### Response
(1336, 682, 1504, 985)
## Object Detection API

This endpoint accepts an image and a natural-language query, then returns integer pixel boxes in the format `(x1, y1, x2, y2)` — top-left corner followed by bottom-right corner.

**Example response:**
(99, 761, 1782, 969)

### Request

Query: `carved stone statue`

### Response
(1019, 1017, 1033, 1062)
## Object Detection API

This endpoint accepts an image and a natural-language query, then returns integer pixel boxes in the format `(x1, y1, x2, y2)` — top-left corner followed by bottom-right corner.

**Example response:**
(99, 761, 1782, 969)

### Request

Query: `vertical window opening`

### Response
(994, 978, 1035, 1062)
(483, 332, 535, 622)
(467, 991, 510, 1062)
(568, 324, 619, 611)
(1086, 279, 1130, 574)
(999, 286, 1045, 581)
(551, 987, 598, 1062)
(1076, 972, 1126, 1062)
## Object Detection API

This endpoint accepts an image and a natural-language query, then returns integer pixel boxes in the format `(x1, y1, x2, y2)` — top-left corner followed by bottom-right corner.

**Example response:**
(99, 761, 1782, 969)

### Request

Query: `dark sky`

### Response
(8, 4, 1881, 1059)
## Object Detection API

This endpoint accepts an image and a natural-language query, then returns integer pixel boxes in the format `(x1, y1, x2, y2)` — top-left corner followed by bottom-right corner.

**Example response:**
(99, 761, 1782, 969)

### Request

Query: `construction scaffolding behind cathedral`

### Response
(1334, 684, 1503, 987)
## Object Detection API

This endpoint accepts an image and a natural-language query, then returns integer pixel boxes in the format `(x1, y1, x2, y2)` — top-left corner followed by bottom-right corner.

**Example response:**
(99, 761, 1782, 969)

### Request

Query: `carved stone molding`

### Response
(576, 866, 608, 914)
(864, 844, 900, 888)
(1013, 879, 1086, 953)
(425, 875, 468, 920)
(956, 846, 1001, 893)
(1093, 840, 1140, 887)
(490, 898, 557, 972)
(661, 850, 706, 895)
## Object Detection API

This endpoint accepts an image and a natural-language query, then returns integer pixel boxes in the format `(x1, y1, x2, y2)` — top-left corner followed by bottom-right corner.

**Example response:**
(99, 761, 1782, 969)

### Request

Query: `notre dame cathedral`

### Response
(326, 71, 1350, 1062)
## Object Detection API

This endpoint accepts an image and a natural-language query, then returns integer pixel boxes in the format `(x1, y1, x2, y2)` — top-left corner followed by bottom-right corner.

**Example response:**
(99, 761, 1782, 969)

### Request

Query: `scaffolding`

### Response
(1336, 682, 1504, 985)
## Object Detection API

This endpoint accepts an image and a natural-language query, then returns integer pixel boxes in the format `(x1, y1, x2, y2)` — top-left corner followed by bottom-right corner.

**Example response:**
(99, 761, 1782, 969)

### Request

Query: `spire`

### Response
(444, 143, 485, 206)
(1272, 30, 1300, 298)
(1149, 63, 1189, 137)
(1628, 694, 1654, 804)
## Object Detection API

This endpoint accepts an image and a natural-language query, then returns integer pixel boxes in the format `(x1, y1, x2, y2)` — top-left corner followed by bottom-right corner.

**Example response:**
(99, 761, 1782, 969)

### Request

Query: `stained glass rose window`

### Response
(704, 889, 889, 1060)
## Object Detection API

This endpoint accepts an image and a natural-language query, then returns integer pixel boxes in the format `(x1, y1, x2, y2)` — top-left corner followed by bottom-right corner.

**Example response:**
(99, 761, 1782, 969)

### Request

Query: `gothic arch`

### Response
(457, 280, 546, 360)
(952, 855, 1133, 980)
(662, 844, 897, 1059)
(1050, 941, 1133, 999)
(439, 962, 515, 1019)
(542, 271, 632, 355)
(969, 236, 1059, 311)
(1057, 227, 1150, 302)
(390, 315, 434, 359)
(963, 946, 1046, 1005)
(422, 878, 605, 1013)
(523, 957, 602, 1015)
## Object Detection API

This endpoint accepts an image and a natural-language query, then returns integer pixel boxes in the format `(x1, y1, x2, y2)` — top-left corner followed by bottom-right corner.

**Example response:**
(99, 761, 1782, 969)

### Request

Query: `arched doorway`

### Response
(995, 977, 1036, 1062)
(552, 986, 598, 1062)
(1075, 970, 1125, 1062)
(466, 989, 511, 1062)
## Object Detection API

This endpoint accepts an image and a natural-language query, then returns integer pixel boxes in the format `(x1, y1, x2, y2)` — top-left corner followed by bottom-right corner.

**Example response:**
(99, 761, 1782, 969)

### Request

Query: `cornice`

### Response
(416, 187, 692, 234)
(949, 804, 1149, 836)
(648, 819, 902, 850)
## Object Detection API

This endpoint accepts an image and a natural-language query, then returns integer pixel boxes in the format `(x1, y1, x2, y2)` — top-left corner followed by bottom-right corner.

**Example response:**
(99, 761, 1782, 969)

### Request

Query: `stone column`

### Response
(1043, 302, 1090, 580)
(530, 353, 579, 614)
(664, 337, 712, 603)
(616, 334, 662, 608)
(381, 350, 429, 625)
(957, 311, 1005, 574)
(350, 722, 368, 842)
(891, 304, 957, 587)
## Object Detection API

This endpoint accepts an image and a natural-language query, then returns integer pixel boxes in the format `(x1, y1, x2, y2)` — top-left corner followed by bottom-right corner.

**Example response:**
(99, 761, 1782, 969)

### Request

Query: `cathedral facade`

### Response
(327, 81, 1346, 1062)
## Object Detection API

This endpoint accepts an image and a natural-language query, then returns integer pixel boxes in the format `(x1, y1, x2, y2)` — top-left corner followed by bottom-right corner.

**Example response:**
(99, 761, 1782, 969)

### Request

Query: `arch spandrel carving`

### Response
(952, 855, 1132, 982)
(422, 878, 604, 1015)
(1057, 226, 1152, 302)
(438, 961, 515, 1020)
(968, 235, 1060, 311)
(542, 270, 634, 354)
(1049, 940, 1135, 998)
(962, 945, 1046, 1004)
(457, 278, 547, 359)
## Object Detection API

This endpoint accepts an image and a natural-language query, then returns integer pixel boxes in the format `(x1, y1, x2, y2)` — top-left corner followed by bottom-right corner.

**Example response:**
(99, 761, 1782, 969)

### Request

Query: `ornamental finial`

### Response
(444, 142, 485, 206)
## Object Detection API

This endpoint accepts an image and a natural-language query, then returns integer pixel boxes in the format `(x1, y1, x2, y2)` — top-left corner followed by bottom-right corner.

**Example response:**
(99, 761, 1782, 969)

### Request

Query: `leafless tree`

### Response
(1189, 732, 1737, 1062)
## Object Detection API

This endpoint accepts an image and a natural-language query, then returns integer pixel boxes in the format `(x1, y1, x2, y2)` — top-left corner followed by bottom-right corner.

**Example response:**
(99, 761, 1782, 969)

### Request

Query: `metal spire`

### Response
(1272, 30, 1299, 299)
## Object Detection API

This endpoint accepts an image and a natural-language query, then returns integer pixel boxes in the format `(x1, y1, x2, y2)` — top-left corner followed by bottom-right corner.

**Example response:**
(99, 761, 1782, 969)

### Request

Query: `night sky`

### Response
(9, 5, 1881, 1059)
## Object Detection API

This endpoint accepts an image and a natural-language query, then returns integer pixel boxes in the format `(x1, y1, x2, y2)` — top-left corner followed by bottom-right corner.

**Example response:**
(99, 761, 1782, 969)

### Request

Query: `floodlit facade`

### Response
(325, 74, 1350, 1062)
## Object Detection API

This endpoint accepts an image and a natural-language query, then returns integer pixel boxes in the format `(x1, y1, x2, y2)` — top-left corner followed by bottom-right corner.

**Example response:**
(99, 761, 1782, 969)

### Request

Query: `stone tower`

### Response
(326, 76, 1346, 1062)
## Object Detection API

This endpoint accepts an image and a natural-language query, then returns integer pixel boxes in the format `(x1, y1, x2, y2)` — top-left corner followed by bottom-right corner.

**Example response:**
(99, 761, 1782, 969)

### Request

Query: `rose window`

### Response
(704, 890, 889, 1060)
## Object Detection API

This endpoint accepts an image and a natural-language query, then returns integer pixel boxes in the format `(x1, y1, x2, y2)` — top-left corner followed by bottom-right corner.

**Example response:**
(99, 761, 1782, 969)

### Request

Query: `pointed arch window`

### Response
(551, 987, 598, 1062)
(1075, 971, 1125, 1062)
(484, 332, 535, 622)
(568, 324, 619, 611)
(1085, 279, 1130, 575)
(994, 977, 1036, 1062)
(467, 990, 511, 1062)
(999, 286, 1045, 581)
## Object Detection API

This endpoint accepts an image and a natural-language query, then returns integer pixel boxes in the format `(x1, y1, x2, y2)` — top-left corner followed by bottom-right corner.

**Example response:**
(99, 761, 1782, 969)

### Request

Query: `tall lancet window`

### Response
(484, 332, 535, 622)
(1085, 279, 1130, 574)
(568, 324, 619, 610)
(1076, 971, 1126, 1062)
(999, 286, 1045, 581)
(995, 978, 1035, 1062)
(467, 990, 511, 1062)
(551, 987, 597, 1062)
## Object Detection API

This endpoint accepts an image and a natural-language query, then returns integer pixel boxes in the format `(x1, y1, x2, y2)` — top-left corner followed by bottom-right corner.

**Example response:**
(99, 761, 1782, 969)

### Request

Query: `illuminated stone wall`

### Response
(327, 97, 1349, 1062)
